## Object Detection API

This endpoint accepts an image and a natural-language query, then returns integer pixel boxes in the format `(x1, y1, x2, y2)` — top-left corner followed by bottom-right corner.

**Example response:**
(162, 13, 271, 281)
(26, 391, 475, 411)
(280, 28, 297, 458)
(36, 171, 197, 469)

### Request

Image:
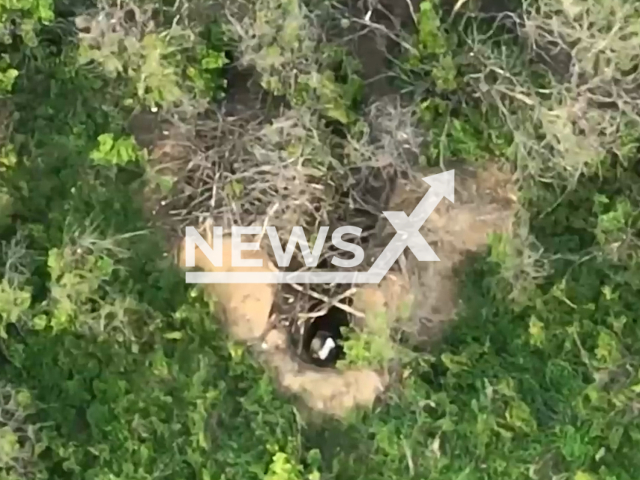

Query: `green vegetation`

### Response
(1, 0, 640, 478)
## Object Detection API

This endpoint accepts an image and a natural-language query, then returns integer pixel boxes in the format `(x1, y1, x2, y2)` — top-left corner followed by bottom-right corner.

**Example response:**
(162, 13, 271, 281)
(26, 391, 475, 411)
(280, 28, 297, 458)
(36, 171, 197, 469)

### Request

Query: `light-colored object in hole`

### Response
(317, 337, 336, 360)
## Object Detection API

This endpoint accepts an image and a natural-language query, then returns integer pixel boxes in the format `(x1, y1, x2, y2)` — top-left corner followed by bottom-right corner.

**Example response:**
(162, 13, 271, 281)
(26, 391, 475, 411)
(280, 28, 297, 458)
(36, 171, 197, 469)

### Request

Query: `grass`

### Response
(0, 0, 639, 479)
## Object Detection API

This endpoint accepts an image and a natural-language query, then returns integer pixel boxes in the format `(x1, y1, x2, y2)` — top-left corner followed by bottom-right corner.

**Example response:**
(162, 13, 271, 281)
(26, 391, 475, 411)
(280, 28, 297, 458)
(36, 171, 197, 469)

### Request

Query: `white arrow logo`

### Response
(185, 170, 455, 284)
(365, 169, 455, 283)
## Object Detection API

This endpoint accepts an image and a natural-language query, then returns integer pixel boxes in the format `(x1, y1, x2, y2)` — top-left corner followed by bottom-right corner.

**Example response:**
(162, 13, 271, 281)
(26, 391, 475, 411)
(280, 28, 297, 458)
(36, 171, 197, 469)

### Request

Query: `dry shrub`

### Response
(75, 1, 207, 112)
(462, 0, 640, 185)
(224, 0, 321, 97)
(173, 108, 337, 245)
(0, 385, 44, 480)
(167, 85, 429, 268)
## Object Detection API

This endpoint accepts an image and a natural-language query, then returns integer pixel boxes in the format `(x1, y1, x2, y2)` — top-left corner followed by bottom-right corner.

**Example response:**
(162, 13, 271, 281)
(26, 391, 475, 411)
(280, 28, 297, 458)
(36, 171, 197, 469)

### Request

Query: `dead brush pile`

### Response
(164, 0, 428, 276)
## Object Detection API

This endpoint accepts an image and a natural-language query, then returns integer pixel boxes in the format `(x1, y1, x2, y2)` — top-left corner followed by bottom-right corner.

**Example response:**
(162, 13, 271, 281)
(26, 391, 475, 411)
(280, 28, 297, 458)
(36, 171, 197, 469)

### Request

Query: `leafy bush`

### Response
(0, 0, 53, 93)
(0, 385, 45, 480)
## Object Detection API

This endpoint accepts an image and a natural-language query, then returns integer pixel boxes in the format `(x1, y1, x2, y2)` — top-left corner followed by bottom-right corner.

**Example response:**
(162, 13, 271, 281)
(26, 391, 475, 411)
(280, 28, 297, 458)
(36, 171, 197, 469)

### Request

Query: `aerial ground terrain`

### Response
(0, 0, 640, 478)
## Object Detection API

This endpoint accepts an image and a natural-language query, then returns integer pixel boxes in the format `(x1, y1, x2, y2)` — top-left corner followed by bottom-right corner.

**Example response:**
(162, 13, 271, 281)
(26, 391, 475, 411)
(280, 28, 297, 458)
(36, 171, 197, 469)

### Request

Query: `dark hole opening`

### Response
(123, 8, 137, 25)
(300, 304, 352, 369)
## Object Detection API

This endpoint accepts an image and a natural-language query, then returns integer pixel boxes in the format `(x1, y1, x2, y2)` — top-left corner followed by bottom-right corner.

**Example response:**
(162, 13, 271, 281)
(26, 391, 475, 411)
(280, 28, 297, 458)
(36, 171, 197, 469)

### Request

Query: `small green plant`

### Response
(264, 451, 303, 480)
(340, 311, 400, 370)
(400, 0, 513, 165)
(228, 0, 362, 125)
(405, 0, 458, 93)
(186, 23, 230, 100)
(0, 62, 17, 94)
(0, 279, 31, 338)
(89, 133, 145, 167)
(0, 0, 53, 46)
(593, 194, 636, 246)
(186, 46, 228, 99)
(0, 0, 54, 92)
(77, 8, 228, 111)
(0, 385, 45, 480)
(0, 188, 11, 228)
(40, 231, 144, 336)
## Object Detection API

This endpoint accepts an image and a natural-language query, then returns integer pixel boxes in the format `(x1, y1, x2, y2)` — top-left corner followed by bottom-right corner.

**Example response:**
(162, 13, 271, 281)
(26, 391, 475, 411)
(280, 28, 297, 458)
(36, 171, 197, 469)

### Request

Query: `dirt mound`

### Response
(259, 328, 388, 418)
(176, 230, 388, 418)
(176, 229, 277, 342)
(384, 162, 517, 343)
(175, 162, 517, 419)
